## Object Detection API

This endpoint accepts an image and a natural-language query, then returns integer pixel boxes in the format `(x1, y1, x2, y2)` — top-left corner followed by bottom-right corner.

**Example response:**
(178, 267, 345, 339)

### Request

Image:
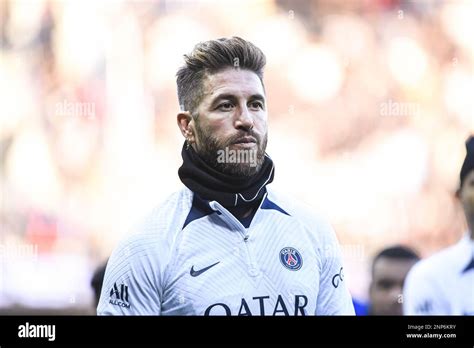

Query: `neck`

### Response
(227, 198, 261, 219)
(178, 142, 274, 208)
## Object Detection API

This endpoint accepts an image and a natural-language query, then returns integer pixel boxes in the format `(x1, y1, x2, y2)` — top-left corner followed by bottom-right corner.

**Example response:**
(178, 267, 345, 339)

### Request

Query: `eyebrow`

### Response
(210, 93, 266, 107)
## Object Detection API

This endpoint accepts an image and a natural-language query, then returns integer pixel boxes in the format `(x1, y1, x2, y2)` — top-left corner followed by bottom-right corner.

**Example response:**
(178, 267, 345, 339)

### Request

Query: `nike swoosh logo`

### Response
(190, 261, 220, 277)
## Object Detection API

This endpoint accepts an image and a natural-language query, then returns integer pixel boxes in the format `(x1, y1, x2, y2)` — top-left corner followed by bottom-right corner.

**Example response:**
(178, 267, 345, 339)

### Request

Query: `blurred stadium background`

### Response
(0, 0, 472, 314)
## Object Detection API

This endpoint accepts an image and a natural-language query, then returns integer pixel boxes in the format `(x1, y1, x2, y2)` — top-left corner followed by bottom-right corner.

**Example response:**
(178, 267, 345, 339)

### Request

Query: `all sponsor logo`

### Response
(109, 282, 130, 308)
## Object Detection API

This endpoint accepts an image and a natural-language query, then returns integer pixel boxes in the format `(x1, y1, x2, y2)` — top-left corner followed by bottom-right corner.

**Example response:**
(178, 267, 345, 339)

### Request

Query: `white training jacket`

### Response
(403, 233, 474, 315)
(97, 187, 355, 316)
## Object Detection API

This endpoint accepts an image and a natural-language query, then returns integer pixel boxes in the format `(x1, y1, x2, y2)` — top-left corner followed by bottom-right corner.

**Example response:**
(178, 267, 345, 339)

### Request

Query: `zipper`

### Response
(209, 201, 260, 277)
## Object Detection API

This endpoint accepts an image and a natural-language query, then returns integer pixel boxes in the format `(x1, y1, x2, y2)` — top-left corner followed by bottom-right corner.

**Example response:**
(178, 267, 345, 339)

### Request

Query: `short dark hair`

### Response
(176, 36, 266, 115)
(371, 245, 419, 276)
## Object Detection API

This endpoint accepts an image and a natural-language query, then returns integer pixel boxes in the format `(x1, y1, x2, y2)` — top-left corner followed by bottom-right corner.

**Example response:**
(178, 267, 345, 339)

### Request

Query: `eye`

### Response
(217, 102, 234, 111)
(249, 101, 264, 110)
(377, 279, 394, 290)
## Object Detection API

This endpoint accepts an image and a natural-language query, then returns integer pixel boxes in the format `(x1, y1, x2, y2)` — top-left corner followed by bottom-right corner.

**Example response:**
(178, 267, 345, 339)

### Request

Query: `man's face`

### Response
(459, 171, 474, 232)
(369, 257, 418, 315)
(188, 67, 268, 177)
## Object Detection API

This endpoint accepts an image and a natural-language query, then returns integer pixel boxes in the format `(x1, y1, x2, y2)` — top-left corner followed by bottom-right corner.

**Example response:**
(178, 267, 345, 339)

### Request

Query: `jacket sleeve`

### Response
(97, 232, 168, 315)
(315, 222, 355, 315)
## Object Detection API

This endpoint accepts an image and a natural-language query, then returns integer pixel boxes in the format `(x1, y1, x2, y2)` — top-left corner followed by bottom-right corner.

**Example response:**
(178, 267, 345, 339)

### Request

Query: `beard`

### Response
(193, 121, 267, 178)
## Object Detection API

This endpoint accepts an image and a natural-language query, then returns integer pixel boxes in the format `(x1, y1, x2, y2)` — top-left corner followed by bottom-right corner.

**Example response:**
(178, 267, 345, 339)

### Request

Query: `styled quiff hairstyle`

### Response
(176, 37, 266, 115)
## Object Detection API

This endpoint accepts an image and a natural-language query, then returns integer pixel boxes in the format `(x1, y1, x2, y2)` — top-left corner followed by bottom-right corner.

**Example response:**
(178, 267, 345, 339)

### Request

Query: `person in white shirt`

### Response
(97, 37, 354, 316)
(403, 135, 474, 315)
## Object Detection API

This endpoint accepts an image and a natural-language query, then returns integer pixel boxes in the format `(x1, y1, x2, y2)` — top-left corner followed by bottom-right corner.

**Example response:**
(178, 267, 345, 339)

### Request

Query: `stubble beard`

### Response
(193, 120, 268, 178)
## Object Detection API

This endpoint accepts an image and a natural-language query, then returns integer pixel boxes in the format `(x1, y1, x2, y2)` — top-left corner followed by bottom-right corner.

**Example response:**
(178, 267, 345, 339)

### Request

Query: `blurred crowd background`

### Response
(0, 0, 472, 314)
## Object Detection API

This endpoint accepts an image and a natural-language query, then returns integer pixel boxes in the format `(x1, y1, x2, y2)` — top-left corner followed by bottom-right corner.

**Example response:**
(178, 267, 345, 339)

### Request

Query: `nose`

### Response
(234, 105, 254, 131)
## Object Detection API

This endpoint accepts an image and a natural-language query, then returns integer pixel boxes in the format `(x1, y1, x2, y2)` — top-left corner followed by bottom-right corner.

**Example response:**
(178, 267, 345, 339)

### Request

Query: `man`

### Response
(97, 37, 354, 315)
(403, 136, 474, 315)
(368, 246, 419, 315)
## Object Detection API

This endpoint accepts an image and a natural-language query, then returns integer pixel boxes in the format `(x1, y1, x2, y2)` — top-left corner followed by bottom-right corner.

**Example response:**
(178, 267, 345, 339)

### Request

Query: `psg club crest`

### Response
(280, 247, 303, 271)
